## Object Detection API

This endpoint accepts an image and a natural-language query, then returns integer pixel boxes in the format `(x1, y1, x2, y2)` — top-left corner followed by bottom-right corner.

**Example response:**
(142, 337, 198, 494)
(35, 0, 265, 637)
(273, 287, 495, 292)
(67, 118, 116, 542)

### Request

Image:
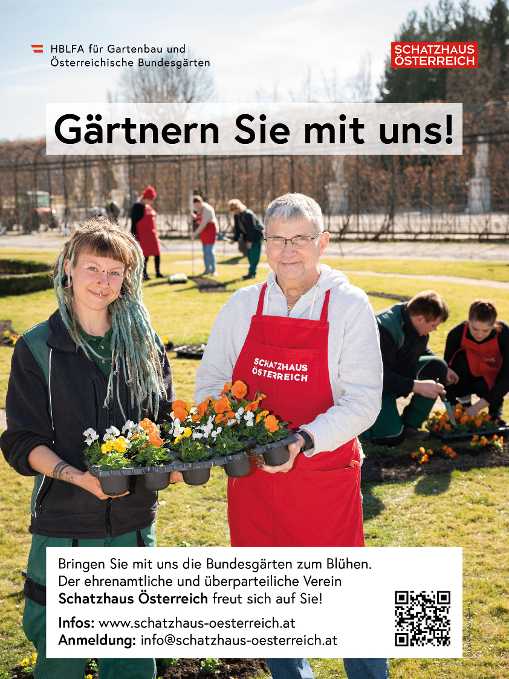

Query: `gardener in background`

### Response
(192, 194, 218, 276)
(364, 290, 455, 445)
(1, 219, 174, 679)
(228, 198, 264, 279)
(130, 185, 163, 280)
(444, 299, 509, 425)
(196, 192, 387, 679)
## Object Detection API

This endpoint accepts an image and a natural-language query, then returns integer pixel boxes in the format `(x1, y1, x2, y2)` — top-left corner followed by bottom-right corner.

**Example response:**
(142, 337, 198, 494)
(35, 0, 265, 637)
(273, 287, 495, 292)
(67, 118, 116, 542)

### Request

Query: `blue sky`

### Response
(1, 0, 495, 140)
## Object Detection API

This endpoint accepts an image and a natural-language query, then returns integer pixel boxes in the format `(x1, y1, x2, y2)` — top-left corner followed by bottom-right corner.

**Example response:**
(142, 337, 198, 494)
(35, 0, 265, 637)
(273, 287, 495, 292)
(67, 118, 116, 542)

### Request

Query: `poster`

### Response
(1, 1, 508, 678)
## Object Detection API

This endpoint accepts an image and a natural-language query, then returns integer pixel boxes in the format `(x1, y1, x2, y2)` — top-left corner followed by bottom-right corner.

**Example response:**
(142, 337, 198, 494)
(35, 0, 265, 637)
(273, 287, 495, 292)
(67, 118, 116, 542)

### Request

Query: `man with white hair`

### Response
(196, 193, 388, 679)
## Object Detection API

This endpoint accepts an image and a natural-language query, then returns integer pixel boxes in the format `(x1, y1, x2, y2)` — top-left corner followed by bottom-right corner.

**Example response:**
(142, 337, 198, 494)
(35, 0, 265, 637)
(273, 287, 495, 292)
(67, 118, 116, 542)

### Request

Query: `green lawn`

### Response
(0, 249, 508, 678)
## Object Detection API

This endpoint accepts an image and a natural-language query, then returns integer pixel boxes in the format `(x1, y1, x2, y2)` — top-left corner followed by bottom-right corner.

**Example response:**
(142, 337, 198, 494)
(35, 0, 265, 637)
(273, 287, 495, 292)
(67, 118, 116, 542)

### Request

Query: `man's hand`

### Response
(260, 434, 304, 474)
(466, 399, 489, 417)
(75, 471, 129, 500)
(169, 471, 183, 484)
(413, 379, 446, 399)
(446, 368, 459, 385)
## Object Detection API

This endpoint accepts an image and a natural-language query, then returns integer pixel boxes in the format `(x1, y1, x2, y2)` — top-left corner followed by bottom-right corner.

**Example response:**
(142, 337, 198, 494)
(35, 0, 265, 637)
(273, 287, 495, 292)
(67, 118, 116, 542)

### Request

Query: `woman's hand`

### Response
(260, 434, 304, 474)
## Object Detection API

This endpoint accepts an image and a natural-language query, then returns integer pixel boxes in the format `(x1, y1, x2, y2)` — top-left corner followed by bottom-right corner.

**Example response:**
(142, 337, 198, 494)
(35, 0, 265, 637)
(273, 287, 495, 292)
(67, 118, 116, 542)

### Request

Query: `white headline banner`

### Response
(46, 547, 463, 658)
(46, 103, 463, 155)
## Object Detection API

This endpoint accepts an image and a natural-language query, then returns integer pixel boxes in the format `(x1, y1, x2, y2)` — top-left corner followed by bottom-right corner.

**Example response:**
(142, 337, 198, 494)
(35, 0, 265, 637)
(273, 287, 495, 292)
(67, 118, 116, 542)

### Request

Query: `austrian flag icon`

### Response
(31, 43, 44, 54)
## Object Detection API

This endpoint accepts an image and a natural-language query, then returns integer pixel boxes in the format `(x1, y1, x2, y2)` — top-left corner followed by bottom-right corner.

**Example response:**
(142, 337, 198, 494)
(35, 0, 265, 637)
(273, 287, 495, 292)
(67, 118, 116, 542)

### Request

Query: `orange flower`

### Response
(172, 400, 189, 421)
(173, 406, 188, 421)
(245, 401, 259, 412)
(214, 396, 230, 414)
(197, 398, 211, 418)
(222, 382, 232, 394)
(264, 415, 279, 433)
(215, 413, 226, 424)
(256, 410, 269, 423)
(231, 380, 248, 399)
(139, 418, 157, 433)
(148, 431, 163, 447)
(225, 410, 236, 420)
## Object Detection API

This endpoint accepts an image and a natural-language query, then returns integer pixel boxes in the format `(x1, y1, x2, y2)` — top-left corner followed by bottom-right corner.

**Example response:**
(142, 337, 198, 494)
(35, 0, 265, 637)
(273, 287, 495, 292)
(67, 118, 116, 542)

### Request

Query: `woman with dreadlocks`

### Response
(1, 219, 174, 679)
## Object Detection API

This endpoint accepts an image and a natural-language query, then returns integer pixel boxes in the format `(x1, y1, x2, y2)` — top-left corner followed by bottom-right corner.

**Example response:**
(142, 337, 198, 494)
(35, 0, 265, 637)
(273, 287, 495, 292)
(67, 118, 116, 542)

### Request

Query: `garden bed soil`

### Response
(362, 443, 509, 482)
(159, 658, 268, 678)
(11, 658, 268, 679)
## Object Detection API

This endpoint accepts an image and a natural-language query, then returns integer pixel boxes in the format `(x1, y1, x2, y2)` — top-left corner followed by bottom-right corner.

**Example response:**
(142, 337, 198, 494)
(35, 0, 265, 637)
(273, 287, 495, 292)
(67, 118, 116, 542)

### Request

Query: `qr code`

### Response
(394, 590, 451, 647)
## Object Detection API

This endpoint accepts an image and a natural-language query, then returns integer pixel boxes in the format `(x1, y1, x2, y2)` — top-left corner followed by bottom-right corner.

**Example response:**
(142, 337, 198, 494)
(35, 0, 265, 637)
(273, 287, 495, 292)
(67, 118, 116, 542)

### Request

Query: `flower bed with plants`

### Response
(426, 404, 509, 441)
(85, 381, 297, 493)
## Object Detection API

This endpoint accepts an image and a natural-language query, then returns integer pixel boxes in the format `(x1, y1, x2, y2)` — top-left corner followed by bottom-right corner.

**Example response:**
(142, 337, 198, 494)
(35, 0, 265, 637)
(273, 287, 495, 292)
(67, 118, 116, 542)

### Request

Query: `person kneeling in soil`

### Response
(363, 290, 457, 445)
(1, 219, 175, 679)
(444, 299, 508, 425)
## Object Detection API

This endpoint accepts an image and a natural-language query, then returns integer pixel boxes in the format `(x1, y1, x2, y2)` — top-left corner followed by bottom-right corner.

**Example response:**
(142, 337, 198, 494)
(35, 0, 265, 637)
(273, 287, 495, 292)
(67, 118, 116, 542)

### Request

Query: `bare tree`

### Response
(111, 52, 214, 103)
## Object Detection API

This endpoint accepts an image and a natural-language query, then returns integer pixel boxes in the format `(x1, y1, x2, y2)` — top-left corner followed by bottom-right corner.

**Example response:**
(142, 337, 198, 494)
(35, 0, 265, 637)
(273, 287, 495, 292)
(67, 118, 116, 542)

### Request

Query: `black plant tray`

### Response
(173, 344, 206, 359)
(88, 447, 254, 492)
(432, 425, 509, 442)
(251, 433, 299, 466)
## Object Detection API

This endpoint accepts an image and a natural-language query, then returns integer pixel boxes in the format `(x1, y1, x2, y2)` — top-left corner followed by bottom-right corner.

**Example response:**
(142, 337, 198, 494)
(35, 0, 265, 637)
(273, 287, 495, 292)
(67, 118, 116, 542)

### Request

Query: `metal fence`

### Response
(0, 132, 508, 240)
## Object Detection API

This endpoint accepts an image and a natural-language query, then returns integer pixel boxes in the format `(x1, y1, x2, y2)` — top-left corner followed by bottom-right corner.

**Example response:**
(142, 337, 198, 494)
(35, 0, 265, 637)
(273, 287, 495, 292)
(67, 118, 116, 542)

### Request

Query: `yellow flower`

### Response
(85, 675, 94, 679)
(101, 440, 114, 454)
(256, 410, 269, 423)
(174, 435, 182, 444)
(183, 428, 192, 438)
(113, 436, 129, 453)
(20, 658, 30, 667)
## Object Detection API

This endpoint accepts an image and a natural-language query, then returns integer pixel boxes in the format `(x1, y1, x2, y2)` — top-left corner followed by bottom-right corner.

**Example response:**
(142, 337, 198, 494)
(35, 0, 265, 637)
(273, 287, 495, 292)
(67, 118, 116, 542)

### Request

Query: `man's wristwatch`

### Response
(295, 429, 314, 452)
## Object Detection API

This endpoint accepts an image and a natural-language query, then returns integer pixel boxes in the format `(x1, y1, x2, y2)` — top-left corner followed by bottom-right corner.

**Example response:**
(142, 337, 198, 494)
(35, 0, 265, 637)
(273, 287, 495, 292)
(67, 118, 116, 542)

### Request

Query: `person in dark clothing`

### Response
(228, 198, 264, 279)
(445, 299, 508, 423)
(131, 185, 163, 280)
(1, 218, 175, 679)
(363, 290, 455, 444)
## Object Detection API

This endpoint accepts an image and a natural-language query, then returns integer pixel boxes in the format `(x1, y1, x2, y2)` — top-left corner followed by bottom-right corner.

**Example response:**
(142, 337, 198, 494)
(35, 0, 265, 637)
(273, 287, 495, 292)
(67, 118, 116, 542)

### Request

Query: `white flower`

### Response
(244, 411, 254, 422)
(122, 420, 136, 434)
(246, 419, 254, 427)
(235, 407, 245, 422)
(83, 428, 98, 443)
(103, 425, 120, 441)
(192, 432, 204, 440)
(227, 419, 236, 427)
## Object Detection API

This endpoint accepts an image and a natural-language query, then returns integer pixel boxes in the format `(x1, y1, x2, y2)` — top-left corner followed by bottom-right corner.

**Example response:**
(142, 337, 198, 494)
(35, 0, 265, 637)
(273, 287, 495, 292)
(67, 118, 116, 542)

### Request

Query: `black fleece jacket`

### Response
(0, 310, 174, 538)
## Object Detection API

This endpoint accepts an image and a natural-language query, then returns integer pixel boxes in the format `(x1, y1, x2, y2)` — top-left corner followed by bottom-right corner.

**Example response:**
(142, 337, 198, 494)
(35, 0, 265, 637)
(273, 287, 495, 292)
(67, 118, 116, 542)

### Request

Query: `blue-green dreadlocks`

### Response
(53, 218, 166, 420)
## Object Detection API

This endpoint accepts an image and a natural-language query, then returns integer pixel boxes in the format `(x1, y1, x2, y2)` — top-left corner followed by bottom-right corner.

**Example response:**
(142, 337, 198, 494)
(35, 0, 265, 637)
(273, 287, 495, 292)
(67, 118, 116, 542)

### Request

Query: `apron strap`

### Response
(319, 290, 331, 322)
(256, 283, 268, 316)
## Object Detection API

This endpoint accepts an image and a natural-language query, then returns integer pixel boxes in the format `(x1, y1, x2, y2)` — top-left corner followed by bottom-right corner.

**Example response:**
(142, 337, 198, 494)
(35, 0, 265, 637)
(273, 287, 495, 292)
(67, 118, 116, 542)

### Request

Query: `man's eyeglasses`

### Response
(264, 234, 321, 249)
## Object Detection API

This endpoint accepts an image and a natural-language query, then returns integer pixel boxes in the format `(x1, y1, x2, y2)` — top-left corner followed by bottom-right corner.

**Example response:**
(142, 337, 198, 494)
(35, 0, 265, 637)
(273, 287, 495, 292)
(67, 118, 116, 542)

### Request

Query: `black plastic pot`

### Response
(144, 471, 171, 491)
(223, 452, 251, 478)
(252, 433, 299, 467)
(182, 467, 211, 485)
(99, 475, 130, 496)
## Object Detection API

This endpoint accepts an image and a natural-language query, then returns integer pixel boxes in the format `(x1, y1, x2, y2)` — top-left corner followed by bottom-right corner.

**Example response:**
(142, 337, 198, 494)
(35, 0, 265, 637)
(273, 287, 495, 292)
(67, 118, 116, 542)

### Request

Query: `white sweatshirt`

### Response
(195, 265, 383, 456)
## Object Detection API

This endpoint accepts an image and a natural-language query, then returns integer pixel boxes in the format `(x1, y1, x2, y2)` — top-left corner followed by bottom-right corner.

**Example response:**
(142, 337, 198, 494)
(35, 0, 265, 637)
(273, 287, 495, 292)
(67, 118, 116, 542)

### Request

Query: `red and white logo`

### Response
(31, 43, 44, 54)
(391, 41, 478, 69)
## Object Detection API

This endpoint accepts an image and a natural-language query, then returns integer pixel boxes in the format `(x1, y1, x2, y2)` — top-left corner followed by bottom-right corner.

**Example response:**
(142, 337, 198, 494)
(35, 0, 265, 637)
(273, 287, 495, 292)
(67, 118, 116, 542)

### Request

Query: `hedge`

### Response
(0, 259, 53, 296)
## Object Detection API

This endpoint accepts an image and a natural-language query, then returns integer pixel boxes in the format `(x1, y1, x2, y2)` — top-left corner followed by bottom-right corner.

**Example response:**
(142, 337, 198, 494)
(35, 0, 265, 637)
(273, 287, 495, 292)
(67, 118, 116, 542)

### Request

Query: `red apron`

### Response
(460, 322, 502, 390)
(136, 204, 161, 256)
(228, 283, 364, 547)
(199, 221, 217, 245)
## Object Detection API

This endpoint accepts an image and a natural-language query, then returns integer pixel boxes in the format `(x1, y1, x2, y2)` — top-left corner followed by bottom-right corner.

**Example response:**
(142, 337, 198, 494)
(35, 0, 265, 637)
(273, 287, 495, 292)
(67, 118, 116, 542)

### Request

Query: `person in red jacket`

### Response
(192, 195, 218, 275)
(131, 185, 163, 280)
(445, 299, 509, 424)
